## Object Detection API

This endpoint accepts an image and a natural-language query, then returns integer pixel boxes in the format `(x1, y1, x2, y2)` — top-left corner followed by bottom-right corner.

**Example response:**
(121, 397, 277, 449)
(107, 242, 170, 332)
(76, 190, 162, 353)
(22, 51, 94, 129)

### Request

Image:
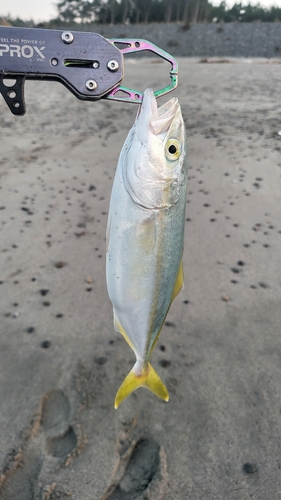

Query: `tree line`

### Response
(55, 0, 281, 24)
(3, 0, 281, 27)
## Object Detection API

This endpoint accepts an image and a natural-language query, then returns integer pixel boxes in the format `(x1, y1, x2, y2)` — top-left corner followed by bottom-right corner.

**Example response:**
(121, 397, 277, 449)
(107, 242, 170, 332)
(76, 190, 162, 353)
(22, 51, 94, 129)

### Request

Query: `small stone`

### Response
(41, 340, 51, 348)
(259, 282, 269, 289)
(159, 360, 171, 368)
(26, 327, 35, 333)
(242, 463, 257, 474)
(54, 261, 67, 268)
(222, 296, 229, 302)
(165, 321, 175, 327)
(95, 356, 107, 365)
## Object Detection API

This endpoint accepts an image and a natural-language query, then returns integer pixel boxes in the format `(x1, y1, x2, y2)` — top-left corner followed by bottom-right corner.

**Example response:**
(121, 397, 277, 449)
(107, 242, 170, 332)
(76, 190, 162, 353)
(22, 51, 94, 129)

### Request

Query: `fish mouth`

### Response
(137, 88, 180, 139)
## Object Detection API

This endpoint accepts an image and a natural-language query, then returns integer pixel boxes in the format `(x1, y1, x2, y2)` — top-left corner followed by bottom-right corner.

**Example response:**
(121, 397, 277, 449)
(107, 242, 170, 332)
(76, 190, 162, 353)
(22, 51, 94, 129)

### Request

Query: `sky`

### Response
(1, 0, 58, 22)
(1, 0, 281, 23)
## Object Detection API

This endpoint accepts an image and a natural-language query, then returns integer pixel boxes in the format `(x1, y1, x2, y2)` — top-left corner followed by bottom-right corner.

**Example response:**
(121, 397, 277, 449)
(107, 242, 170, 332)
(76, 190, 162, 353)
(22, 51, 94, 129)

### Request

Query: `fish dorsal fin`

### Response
(171, 260, 184, 303)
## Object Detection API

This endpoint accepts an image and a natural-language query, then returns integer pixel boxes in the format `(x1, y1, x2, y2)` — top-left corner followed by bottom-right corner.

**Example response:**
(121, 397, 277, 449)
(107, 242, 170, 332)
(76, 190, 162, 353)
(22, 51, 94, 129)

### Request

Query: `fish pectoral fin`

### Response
(171, 259, 184, 303)
(114, 362, 169, 409)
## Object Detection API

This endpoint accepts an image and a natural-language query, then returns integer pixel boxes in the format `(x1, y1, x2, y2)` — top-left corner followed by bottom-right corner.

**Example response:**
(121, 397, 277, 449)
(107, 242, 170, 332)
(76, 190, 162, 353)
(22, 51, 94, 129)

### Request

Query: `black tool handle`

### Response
(0, 27, 123, 115)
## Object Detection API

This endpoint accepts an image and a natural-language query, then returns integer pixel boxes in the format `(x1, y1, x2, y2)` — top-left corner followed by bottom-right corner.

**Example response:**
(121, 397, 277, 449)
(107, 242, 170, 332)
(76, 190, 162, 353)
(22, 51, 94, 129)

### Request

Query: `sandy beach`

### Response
(1, 57, 281, 499)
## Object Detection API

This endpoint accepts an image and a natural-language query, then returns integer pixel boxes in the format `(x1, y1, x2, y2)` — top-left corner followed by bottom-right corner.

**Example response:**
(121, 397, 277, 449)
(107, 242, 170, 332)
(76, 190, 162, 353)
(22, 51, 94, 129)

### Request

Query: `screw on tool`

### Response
(85, 79, 98, 91)
(61, 31, 74, 44)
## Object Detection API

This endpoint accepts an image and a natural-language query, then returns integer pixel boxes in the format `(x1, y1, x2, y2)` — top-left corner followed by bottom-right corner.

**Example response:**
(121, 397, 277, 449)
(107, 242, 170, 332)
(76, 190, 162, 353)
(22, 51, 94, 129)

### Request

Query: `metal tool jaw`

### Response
(106, 39, 178, 103)
(0, 26, 178, 115)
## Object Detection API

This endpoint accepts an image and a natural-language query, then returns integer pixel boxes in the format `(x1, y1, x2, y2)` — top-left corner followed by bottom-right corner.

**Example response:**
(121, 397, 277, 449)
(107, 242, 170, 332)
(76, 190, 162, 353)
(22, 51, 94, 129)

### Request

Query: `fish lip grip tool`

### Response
(106, 39, 178, 103)
(0, 26, 178, 116)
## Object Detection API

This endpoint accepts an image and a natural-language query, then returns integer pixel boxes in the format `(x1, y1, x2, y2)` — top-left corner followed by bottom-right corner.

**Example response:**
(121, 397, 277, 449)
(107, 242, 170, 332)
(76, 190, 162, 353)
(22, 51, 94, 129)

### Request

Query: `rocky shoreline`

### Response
(63, 22, 281, 58)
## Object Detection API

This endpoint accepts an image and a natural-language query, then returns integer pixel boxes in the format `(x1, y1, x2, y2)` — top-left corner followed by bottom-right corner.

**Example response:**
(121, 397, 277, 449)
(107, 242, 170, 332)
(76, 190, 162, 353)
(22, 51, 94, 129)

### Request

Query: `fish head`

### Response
(121, 88, 187, 210)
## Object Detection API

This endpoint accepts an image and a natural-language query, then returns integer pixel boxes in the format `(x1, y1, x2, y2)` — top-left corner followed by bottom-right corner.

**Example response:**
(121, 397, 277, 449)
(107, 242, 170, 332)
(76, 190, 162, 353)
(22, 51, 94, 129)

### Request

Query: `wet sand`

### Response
(0, 58, 281, 499)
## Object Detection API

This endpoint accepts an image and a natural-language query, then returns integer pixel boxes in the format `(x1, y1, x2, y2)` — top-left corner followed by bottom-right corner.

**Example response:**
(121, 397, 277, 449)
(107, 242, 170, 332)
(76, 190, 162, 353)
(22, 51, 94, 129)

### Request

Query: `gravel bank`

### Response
(65, 22, 281, 58)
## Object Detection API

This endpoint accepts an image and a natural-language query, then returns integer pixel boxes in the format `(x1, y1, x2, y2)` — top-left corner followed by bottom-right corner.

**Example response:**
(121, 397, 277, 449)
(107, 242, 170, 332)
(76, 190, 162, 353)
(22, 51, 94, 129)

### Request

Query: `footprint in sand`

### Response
(0, 390, 77, 500)
(102, 438, 167, 500)
(42, 390, 77, 459)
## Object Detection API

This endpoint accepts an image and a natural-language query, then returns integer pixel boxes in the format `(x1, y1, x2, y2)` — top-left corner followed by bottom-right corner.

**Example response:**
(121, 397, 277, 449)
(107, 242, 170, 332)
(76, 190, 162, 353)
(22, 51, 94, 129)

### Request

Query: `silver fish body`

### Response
(106, 88, 188, 407)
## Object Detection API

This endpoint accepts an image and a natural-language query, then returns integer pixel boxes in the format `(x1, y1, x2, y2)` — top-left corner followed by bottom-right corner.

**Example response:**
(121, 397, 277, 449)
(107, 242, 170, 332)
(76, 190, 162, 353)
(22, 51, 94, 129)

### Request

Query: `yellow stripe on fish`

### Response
(106, 88, 188, 408)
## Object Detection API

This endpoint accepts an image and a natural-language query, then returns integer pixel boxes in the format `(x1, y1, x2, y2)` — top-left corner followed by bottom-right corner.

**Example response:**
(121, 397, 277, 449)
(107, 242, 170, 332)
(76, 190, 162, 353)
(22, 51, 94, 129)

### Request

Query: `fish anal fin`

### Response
(113, 310, 135, 352)
(114, 362, 169, 409)
(171, 260, 184, 303)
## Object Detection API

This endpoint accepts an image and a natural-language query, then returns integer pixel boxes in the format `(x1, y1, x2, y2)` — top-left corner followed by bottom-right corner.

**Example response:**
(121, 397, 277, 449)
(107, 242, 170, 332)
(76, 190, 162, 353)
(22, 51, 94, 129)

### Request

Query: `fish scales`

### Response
(106, 88, 188, 408)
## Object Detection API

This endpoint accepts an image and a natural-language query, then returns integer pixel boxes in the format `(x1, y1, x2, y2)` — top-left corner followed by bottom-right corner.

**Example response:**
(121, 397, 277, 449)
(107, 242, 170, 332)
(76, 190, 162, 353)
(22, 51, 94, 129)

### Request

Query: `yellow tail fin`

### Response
(114, 362, 169, 409)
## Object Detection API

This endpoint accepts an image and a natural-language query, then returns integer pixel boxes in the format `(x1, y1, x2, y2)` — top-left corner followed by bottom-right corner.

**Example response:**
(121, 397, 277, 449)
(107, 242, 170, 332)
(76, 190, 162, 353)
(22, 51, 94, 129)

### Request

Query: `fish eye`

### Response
(168, 144, 177, 154)
(165, 139, 181, 161)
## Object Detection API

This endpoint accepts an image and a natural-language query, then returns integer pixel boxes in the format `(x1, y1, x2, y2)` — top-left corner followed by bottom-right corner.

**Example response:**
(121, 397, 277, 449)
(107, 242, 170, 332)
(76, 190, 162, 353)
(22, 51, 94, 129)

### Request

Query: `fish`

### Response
(106, 88, 188, 408)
